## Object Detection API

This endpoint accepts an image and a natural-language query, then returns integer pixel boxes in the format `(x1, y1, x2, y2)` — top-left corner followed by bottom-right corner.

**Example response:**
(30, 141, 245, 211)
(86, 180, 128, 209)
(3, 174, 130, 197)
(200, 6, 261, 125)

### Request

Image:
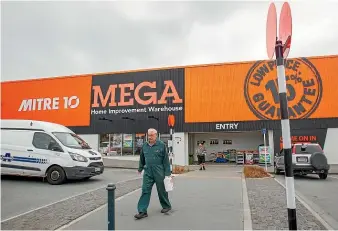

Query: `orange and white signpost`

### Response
(168, 114, 175, 173)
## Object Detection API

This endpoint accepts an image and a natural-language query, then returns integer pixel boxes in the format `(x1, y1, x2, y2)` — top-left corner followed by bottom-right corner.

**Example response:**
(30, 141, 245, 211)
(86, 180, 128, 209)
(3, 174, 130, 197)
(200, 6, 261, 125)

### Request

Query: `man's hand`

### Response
(138, 171, 142, 175)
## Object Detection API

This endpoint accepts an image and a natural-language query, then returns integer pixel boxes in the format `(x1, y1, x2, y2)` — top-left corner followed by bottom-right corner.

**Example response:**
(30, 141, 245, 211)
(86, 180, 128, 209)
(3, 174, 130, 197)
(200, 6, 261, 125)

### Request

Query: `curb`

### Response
(274, 177, 336, 230)
(241, 173, 253, 230)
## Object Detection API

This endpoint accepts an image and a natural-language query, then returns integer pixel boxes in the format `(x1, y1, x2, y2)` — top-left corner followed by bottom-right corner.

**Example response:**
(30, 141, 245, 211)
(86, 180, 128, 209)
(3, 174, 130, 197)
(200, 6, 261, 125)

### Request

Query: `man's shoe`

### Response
(134, 212, 148, 219)
(161, 208, 171, 213)
(203, 166, 206, 170)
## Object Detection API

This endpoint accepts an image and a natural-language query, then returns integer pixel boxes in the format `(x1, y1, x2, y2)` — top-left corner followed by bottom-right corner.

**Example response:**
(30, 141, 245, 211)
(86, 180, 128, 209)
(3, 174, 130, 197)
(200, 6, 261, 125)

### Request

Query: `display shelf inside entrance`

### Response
(236, 151, 245, 164)
(228, 149, 237, 163)
(245, 151, 254, 164)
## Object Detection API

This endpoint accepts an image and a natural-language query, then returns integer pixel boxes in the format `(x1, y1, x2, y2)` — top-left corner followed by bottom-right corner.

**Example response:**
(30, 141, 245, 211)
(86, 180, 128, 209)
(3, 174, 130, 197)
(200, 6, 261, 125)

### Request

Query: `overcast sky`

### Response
(2, 1, 338, 82)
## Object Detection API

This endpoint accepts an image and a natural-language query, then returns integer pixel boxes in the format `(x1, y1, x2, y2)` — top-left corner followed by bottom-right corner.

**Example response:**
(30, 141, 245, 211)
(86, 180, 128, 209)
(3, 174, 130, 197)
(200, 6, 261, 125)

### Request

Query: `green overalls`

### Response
(137, 140, 172, 213)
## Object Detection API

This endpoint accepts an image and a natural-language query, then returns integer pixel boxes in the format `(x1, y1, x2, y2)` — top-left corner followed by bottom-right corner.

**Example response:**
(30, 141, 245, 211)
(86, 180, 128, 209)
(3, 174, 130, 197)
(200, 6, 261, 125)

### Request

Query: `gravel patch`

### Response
(246, 178, 326, 230)
(1, 178, 142, 230)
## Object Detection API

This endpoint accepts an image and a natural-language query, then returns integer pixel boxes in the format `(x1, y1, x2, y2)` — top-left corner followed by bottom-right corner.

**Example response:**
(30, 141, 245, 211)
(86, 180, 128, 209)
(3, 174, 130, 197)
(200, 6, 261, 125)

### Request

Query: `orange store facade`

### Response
(1, 55, 338, 165)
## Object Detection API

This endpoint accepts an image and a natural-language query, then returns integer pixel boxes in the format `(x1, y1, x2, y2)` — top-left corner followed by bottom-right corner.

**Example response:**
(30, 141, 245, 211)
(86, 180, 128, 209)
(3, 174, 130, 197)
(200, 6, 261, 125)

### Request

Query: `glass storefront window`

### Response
(110, 134, 122, 155)
(122, 134, 133, 155)
(100, 133, 149, 156)
(100, 132, 174, 156)
(134, 133, 146, 155)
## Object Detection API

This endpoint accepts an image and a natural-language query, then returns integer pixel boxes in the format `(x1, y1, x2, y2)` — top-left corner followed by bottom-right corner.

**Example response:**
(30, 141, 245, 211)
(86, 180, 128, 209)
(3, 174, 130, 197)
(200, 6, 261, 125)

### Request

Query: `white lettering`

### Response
(52, 97, 59, 110)
(44, 98, 52, 110)
(63, 97, 69, 109)
(68, 96, 79, 109)
(91, 109, 107, 115)
(216, 123, 239, 130)
(18, 99, 33, 111)
(36, 98, 43, 110)
(17, 96, 79, 112)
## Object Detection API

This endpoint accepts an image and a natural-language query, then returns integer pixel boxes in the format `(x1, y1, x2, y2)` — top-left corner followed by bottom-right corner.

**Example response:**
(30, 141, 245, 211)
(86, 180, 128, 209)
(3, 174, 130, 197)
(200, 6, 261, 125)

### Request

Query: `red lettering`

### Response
(135, 81, 157, 105)
(92, 85, 117, 107)
(158, 80, 183, 104)
(118, 83, 134, 106)
(91, 80, 183, 107)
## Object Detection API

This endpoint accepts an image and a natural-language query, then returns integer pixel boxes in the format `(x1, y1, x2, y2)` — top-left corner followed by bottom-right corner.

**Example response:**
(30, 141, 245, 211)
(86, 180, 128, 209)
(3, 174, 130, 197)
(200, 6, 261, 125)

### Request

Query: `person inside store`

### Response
(197, 142, 207, 170)
(134, 128, 172, 220)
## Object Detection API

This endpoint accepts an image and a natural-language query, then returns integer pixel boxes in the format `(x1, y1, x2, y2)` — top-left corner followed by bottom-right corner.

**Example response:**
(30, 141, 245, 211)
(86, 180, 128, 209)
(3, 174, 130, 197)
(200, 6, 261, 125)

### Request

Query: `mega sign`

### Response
(90, 69, 184, 117)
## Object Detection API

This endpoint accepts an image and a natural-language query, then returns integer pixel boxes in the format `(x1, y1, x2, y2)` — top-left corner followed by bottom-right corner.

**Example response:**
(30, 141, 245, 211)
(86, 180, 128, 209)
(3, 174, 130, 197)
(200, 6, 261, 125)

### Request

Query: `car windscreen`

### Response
(295, 145, 322, 154)
(53, 132, 91, 149)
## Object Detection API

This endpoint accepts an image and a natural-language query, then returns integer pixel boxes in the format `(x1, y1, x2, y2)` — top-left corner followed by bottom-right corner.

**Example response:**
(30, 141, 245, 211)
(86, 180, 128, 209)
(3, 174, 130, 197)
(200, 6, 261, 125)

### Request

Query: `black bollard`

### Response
(106, 183, 116, 231)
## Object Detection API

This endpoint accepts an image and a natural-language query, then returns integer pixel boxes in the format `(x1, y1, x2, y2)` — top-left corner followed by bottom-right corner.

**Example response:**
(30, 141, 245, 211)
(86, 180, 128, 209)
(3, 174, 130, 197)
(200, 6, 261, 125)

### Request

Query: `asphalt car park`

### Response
(275, 174, 338, 229)
(1, 168, 138, 221)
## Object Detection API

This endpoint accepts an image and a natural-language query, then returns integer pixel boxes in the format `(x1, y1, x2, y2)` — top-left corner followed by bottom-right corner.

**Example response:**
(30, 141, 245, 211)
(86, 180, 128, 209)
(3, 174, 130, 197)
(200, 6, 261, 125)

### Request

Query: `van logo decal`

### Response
(0, 153, 48, 164)
(1, 153, 13, 162)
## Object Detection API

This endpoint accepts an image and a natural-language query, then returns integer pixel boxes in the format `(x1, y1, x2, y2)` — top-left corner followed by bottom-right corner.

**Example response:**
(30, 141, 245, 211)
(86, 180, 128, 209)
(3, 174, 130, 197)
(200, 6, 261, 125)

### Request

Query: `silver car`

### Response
(274, 143, 330, 179)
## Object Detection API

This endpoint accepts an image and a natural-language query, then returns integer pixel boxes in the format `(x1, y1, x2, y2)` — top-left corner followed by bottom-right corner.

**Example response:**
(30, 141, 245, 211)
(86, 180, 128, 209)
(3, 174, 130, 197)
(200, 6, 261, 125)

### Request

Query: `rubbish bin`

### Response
(189, 154, 194, 165)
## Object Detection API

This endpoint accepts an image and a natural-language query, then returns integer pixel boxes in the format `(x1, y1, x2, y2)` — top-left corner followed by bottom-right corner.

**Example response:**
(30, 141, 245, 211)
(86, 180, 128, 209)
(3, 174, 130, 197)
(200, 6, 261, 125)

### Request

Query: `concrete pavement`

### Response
(1, 168, 137, 221)
(61, 166, 245, 230)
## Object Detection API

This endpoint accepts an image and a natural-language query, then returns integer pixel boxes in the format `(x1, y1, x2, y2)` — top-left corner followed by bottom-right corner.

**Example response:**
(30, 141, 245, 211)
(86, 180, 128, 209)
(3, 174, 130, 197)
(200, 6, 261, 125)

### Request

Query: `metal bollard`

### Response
(106, 183, 116, 231)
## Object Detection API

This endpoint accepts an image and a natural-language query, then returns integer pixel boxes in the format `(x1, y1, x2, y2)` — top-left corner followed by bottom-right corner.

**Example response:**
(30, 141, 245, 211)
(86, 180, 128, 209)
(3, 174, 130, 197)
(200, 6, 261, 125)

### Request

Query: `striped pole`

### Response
(169, 127, 173, 173)
(275, 40, 297, 230)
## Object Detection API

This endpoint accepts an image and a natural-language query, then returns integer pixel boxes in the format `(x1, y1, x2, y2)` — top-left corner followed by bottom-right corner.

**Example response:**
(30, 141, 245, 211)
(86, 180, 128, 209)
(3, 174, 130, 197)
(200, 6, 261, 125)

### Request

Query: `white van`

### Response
(0, 119, 104, 185)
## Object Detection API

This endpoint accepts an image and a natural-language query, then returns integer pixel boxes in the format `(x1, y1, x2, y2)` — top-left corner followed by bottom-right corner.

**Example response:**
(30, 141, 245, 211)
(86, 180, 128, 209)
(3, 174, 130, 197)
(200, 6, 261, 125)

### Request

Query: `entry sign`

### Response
(261, 128, 267, 135)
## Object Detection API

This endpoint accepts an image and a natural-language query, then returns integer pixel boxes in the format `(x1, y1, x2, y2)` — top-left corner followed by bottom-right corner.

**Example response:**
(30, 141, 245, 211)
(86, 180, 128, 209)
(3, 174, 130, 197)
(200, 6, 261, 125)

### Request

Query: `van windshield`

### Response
(53, 132, 91, 149)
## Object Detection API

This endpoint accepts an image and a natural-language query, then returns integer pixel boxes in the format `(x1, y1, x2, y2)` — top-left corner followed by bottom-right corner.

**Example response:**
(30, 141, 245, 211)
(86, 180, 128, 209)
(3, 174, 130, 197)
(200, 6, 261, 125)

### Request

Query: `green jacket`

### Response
(138, 140, 171, 177)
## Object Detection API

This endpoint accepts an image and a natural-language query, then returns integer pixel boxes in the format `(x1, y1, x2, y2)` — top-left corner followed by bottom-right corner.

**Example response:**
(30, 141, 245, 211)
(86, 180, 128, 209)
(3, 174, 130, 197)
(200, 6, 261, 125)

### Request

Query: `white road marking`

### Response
(329, 175, 338, 180)
(56, 187, 142, 230)
(242, 174, 253, 230)
(274, 177, 336, 230)
(1, 176, 141, 223)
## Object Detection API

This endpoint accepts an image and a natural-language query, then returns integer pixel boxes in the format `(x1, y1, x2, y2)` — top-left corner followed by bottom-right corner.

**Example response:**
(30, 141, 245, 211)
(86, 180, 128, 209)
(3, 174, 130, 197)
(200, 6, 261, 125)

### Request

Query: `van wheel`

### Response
(46, 166, 66, 185)
(318, 172, 328, 180)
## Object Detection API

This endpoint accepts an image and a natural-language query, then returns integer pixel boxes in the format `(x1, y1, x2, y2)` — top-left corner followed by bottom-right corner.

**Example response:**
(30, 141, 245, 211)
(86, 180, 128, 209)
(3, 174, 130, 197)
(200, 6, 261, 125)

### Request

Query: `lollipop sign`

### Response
(265, 2, 297, 230)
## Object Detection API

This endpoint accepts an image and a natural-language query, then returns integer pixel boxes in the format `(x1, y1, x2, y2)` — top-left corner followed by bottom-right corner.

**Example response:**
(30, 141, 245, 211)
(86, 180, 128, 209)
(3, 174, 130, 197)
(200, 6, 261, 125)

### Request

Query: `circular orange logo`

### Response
(244, 58, 322, 120)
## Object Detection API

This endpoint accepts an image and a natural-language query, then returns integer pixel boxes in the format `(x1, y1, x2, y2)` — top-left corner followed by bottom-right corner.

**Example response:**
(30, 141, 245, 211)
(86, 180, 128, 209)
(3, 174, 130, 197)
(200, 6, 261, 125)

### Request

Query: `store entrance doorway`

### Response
(188, 131, 268, 166)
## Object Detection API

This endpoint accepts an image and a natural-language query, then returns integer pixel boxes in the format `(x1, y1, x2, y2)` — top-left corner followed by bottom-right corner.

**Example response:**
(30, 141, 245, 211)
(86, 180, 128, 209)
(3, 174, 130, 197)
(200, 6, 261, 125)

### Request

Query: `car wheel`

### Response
(318, 172, 328, 179)
(274, 165, 281, 175)
(46, 165, 66, 185)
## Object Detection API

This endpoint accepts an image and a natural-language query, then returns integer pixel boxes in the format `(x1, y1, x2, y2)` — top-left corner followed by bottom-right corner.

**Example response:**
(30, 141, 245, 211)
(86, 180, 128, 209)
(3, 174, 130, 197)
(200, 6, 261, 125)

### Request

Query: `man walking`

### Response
(134, 128, 172, 219)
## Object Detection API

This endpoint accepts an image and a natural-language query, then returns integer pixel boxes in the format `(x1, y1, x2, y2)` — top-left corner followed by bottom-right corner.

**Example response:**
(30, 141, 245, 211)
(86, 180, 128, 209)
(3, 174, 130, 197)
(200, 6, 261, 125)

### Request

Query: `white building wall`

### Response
(172, 132, 189, 166)
(78, 134, 100, 151)
(324, 128, 338, 164)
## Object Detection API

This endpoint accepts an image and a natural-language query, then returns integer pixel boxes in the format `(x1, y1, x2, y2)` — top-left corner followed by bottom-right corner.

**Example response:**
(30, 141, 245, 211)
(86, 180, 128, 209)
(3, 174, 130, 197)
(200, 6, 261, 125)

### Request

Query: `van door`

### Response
(1, 129, 35, 176)
(26, 132, 65, 177)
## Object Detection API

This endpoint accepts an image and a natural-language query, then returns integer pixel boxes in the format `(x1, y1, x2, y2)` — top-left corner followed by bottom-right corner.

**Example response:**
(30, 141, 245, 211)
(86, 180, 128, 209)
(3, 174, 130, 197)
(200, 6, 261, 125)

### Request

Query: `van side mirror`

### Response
(51, 146, 63, 152)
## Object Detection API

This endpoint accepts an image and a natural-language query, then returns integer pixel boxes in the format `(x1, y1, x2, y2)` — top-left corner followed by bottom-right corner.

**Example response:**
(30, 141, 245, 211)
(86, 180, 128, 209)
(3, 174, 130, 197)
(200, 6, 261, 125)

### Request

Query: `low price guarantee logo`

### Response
(244, 58, 322, 120)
